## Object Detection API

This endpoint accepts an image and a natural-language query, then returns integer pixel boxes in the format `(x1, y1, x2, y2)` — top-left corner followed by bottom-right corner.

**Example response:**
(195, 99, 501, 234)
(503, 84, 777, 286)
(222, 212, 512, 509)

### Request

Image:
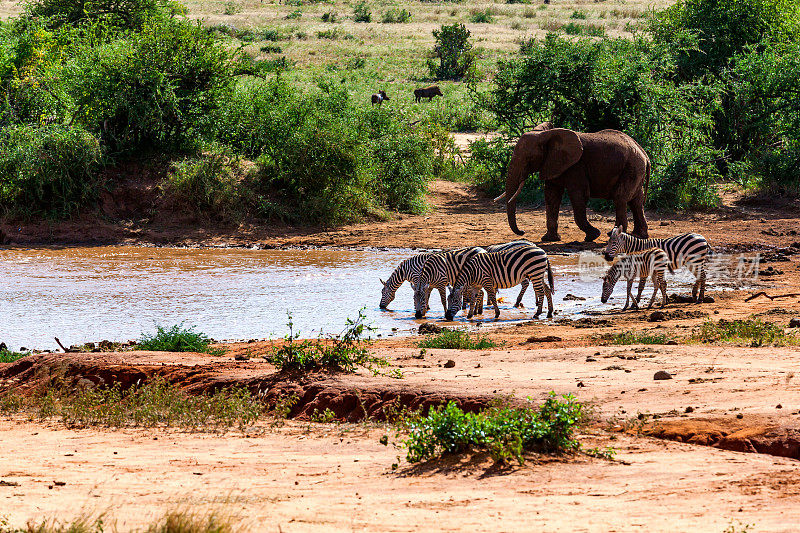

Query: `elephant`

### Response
(495, 122, 650, 242)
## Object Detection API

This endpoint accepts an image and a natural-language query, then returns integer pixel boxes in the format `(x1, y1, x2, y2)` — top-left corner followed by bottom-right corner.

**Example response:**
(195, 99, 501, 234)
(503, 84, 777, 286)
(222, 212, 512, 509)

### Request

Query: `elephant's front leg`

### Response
(542, 183, 564, 242)
(567, 183, 600, 242)
(628, 188, 649, 239)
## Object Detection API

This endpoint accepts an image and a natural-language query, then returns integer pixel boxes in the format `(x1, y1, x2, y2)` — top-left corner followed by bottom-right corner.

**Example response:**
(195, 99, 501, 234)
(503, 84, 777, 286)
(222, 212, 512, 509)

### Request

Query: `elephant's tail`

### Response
(547, 259, 555, 294)
(644, 159, 651, 203)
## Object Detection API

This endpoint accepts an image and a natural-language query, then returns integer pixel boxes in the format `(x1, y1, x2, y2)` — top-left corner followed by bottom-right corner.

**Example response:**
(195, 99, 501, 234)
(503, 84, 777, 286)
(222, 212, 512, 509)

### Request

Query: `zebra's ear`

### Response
(380, 278, 386, 286)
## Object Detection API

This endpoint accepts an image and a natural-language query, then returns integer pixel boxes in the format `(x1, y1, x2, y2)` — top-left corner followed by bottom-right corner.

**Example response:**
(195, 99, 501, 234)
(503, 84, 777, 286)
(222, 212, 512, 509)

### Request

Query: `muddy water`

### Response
(0, 246, 712, 350)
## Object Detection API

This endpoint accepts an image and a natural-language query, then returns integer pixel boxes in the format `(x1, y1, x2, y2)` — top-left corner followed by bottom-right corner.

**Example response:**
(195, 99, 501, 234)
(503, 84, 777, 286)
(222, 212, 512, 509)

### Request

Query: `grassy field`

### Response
(180, 0, 669, 127)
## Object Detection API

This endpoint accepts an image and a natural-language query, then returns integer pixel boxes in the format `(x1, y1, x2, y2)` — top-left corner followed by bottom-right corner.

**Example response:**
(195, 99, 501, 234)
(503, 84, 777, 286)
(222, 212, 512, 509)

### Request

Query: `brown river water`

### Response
(0, 246, 710, 351)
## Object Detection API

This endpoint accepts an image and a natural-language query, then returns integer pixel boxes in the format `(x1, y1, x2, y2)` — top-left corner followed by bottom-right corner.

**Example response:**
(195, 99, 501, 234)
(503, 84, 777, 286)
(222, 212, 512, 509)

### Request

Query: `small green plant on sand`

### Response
(0, 348, 27, 363)
(605, 331, 674, 345)
(137, 324, 224, 354)
(418, 329, 496, 350)
(403, 394, 585, 465)
(268, 310, 388, 373)
(692, 318, 797, 346)
(0, 509, 239, 533)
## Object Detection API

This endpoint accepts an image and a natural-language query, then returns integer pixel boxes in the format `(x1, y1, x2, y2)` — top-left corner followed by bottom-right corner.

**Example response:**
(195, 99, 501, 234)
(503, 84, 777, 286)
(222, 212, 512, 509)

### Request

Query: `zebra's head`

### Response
(601, 264, 621, 304)
(413, 282, 429, 319)
(604, 225, 624, 262)
(379, 278, 393, 309)
(445, 285, 465, 321)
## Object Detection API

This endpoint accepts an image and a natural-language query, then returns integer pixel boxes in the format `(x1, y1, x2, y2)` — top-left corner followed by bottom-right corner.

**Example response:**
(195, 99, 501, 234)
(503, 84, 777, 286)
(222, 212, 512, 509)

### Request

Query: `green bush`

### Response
(427, 23, 476, 80)
(382, 8, 411, 23)
(65, 18, 233, 154)
(404, 394, 585, 464)
(268, 310, 388, 373)
(570, 10, 587, 19)
(137, 324, 217, 353)
(163, 146, 243, 220)
(648, 149, 721, 209)
(692, 318, 797, 346)
(417, 330, 496, 349)
(0, 124, 101, 219)
(0, 348, 27, 363)
(23, 0, 180, 30)
(321, 11, 338, 22)
(353, 1, 372, 22)
(606, 331, 674, 345)
(372, 128, 433, 214)
(650, 0, 800, 80)
(469, 9, 494, 23)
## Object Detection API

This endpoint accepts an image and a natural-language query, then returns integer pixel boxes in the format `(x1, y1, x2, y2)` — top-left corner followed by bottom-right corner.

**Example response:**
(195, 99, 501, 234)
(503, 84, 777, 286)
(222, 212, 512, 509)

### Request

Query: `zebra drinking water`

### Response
(604, 226, 709, 303)
(445, 245, 554, 321)
(601, 248, 673, 310)
(379, 253, 444, 310)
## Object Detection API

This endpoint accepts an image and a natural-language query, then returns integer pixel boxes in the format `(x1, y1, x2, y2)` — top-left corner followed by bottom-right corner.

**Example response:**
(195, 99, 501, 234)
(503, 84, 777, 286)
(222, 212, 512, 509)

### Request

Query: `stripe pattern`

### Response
(601, 248, 673, 310)
(604, 226, 710, 302)
(413, 246, 486, 318)
(445, 245, 554, 320)
(380, 253, 443, 309)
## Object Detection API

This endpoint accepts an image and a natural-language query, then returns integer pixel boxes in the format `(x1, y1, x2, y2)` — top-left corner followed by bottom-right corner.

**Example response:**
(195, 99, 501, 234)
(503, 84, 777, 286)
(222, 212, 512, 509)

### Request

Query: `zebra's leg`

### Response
(636, 276, 647, 303)
(437, 287, 447, 314)
(533, 280, 545, 318)
(624, 278, 638, 310)
(660, 273, 668, 307)
(514, 279, 529, 308)
(477, 289, 486, 315)
(647, 272, 661, 309)
(487, 285, 501, 319)
(543, 279, 554, 319)
(698, 261, 707, 303)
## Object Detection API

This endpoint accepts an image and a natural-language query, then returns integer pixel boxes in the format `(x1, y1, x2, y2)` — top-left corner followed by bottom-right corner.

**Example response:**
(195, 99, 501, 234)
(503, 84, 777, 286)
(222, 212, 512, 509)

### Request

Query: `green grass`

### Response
(403, 394, 585, 465)
(417, 330, 497, 350)
(267, 310, 388, 373)
(137, 324, 223, 354)
(0, 378, 263, 431)
(692, 318, 798, 346)
(0, 349, 27, 363)
(604, 331, 674, 345)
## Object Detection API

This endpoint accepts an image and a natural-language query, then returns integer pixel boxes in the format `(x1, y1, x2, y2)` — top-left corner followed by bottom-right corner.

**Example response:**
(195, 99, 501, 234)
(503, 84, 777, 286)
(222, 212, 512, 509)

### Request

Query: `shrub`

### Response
(570, 10, 587, 19)
(23, 0, 178, 30)
(469, 9, 494, 23)
(321, 10, 338, 22)
(260, 44, 283, 53)
(353, 1, 372, 23)
(286, 9, 302, 19)
(563, 22, 583, 35)
(163, 146, 243, 220)
(650, 0, 800, 80)
(223, 1, 240, 15)
(137, 324, 217, 353)
(417, 330, 497, 349)
(66, 18, 233, 154)
(427, 23, 476, 80)
(605, 331, 674, 345)
(692, 318, 797, 346)
(0, 348, 27, 363)
(372, 128, 433, 213)
(404, 394, 584, 464)
(267, 310, 388, 373)
(382, 8, 411, 23)
(648, 149, 721, 209)
(0, 125, 101, 219)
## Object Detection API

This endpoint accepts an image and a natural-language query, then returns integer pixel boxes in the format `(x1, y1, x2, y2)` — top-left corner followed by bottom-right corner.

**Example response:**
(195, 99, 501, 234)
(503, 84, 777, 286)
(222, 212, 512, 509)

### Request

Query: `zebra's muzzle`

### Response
(603, 252, 613, 262)
(415, 311, 423, 319)
(444, 311, 454, 321)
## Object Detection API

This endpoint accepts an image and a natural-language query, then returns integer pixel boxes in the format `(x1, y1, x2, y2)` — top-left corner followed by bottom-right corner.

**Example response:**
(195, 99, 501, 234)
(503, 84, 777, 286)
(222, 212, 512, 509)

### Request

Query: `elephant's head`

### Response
(495, 123, 583, 235)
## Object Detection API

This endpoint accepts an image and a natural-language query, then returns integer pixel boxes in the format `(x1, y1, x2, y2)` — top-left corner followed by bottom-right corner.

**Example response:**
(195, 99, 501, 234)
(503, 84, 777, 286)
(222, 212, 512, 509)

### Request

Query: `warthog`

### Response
(413, 85, 443, 103)
(371, 90, 390, 107)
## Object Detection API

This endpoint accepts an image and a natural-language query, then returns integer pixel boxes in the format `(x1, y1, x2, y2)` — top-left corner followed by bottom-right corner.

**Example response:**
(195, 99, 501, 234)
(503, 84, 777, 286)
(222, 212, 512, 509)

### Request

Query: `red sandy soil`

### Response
(2, 179, 800, 530)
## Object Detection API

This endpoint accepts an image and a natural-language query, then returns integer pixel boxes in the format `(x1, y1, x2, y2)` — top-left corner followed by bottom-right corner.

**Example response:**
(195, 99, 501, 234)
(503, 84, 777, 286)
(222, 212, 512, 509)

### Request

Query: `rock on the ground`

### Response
(562, 293, 586, 301)
(444, 359, 455, 368)
(418, 323, 444, 335)
(789, 318, 800, 328)
(525, 335, 562, 343)
(649, 311, 666, 322)
(654, 370, 673, 380)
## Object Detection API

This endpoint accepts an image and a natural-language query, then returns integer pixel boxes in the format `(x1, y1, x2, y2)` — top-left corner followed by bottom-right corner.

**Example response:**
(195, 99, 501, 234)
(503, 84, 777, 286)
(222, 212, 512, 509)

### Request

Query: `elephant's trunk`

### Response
(507, 197, 524, 236)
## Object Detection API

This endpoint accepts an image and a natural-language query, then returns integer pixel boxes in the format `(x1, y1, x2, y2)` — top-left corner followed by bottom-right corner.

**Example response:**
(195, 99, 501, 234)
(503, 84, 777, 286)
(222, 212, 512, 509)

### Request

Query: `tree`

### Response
(427, 23, 475, 80)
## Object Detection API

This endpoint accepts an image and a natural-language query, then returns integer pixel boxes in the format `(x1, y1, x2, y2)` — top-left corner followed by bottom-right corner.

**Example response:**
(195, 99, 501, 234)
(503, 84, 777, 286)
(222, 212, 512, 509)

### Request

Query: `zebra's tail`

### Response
(547, 259, 555, 294)
(667, 262, 675, 275)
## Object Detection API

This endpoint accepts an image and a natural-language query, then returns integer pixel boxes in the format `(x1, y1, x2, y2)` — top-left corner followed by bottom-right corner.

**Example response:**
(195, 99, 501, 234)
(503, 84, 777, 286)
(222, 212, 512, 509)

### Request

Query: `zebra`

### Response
(445, 245, 554, 321)
(601, 248, 674, 311)
(380, 253, 444, 310)
(413, 246, 486, 318)
(413, 241, 534, 318)
(603, 226, 710, 303)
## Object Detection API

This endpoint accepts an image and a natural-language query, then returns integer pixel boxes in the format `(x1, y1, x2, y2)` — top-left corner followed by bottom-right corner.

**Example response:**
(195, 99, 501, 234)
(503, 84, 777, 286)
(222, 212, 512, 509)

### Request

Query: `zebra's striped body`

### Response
(380, 253, 445, 310)
(413, 247, 486, 318)
(604, 226, 709, 302)
(601, 248, 673, 311)
(445, 245, 554, 320)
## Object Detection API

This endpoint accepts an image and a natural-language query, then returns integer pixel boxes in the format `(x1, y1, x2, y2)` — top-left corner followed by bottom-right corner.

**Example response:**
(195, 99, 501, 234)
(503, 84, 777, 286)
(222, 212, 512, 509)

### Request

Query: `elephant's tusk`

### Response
(508, 180, 526, 202)
(493, 192, 506, 202)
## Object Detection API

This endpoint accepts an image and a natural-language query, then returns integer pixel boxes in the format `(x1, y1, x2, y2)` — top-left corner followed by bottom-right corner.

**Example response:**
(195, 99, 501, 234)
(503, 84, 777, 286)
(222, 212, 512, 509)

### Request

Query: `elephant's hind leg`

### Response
(569, 184, 601, 242)
(628, 186, 649, 239)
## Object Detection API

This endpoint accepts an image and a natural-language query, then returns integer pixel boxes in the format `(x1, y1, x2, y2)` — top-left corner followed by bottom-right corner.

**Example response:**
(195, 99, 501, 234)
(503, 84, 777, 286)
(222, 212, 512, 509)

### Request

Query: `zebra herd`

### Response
(379, 227, 710, 321)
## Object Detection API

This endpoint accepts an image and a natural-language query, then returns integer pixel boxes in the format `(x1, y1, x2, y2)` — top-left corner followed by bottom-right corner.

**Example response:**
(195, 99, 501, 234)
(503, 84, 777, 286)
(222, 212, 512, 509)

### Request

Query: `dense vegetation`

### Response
(0, 0, 797, 226)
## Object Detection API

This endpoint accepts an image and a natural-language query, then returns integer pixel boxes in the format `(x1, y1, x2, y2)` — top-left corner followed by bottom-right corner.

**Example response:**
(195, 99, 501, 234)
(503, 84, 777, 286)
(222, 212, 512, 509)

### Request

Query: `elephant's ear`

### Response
(538, 128, 583, 181)
(532, 121, 554, 132)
